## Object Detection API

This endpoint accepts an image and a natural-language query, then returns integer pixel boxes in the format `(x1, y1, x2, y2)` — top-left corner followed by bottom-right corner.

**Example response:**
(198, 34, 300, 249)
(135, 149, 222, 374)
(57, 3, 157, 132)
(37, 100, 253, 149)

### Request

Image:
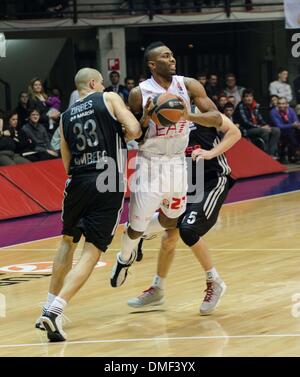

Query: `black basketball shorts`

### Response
(179, 175, 234, 245)
(61, 173, 125, 251)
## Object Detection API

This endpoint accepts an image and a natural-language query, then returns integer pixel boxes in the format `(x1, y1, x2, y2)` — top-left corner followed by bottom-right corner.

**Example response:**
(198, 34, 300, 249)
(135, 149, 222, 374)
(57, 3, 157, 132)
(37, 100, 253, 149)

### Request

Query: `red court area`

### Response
(0, 140, 286, 220)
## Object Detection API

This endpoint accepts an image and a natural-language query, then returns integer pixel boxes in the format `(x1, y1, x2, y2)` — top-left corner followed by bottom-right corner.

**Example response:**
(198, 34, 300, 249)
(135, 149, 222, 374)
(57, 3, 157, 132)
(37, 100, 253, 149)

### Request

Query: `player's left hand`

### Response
(192, 148, 214, 161)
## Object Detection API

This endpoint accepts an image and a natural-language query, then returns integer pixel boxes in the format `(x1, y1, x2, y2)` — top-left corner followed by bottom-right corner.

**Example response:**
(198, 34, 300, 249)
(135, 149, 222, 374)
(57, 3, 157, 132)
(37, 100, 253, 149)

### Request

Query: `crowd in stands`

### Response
(195, 68, 300, 162)
(0, 78, 59, 166)
(1, 66, 300, 167)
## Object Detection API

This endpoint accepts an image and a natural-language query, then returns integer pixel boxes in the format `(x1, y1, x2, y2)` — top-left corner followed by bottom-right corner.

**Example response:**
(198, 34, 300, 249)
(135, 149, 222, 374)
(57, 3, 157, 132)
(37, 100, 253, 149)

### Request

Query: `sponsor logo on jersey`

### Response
(177, 82, 184, 95)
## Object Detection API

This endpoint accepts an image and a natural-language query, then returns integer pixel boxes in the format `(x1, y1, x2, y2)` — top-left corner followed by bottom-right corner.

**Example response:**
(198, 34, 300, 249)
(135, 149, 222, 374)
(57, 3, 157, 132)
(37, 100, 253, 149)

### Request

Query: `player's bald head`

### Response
(75, 68, 103, 90)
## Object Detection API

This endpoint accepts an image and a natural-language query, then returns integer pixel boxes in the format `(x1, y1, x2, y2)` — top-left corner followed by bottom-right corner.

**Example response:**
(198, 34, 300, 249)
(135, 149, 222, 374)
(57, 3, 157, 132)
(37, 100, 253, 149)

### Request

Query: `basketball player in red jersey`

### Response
(111, 41, 239, 288)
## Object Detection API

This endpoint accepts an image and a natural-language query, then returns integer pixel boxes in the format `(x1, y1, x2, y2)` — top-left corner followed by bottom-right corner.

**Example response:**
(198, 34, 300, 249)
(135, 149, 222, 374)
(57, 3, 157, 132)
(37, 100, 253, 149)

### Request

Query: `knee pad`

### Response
(179, 225, 200, 247)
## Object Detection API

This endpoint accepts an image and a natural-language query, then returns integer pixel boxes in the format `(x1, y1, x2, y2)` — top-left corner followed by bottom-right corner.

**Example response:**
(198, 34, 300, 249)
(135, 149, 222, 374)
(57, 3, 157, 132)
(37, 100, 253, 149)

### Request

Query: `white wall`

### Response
(0, 38, 66, 109)
(97, 27, 127, 87)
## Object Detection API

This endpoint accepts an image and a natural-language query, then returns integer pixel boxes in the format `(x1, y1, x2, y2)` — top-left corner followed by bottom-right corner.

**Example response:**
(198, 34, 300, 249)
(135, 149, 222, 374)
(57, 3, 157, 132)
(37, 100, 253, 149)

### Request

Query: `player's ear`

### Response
(89, 79, 95, 89)
(148, 60, 155, 71)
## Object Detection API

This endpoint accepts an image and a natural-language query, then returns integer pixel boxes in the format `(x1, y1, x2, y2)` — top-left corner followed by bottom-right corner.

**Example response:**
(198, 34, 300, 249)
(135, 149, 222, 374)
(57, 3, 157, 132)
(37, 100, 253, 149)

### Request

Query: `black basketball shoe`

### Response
(40, 312, 66, 342)
(110, 250, 136, 287)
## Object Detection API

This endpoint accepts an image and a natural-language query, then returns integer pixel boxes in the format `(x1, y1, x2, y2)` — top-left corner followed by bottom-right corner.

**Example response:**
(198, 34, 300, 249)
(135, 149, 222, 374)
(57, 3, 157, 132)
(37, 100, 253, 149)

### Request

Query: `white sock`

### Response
(120, 230, 141, 263)
(42, 292, 56, 314)
(45, 292, 56, 308)
(152, 274, 165, 289)
(206, 267, 219, 282)
(144, 212, 166, 237)
(47, 296, 67, 316)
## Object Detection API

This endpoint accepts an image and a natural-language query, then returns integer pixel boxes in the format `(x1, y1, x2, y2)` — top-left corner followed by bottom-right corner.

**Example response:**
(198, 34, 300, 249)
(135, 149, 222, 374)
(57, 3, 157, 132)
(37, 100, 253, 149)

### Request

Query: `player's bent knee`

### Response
(161, 230, 178, 251)
(179, 225, 200, 247)
(127, 227, 143, 239)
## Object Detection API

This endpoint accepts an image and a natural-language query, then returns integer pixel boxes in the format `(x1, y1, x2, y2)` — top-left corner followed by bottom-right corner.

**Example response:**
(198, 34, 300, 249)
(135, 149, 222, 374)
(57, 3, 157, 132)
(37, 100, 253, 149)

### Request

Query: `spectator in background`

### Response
(217, 94, 228, 113)
(46, 88, 62, 112)
(5, 111, 37, 161)
(227, 95, 236, 108)
(196, 72, 207, 87)
(293, 66, 300, 104)
(224, 102, 239, 127)
(0, 112, 30, 166)
(224, 73, 245, 106)
(15, 92, 29, 128)
(269, 68, 293, 104)
(68, 89, 80, 108)
(50, 126, 61, 154)
(270, 97, 300, 162)
(205, 73, 220, 103)
(270, 94, 279, 109)
(105, 71, 127, 101)
(234, 89, 280, 157)
(46, 88, 62, 132)
(124, 77, 135, 104)
(28, 77, 60, 135)
(22, 108, 58, 160)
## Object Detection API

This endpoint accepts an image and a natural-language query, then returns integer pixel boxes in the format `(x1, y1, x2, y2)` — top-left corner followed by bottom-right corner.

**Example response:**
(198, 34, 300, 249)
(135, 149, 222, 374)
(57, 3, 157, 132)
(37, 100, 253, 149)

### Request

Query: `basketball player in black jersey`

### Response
(36, 68, 141, 341)
(127, 107, 240, 314)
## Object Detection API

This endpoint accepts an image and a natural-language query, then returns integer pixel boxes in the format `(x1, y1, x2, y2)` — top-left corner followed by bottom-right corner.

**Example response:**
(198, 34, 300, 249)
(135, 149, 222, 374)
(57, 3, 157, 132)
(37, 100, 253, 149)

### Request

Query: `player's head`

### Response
(75, 68, 104, 94)
(144, 41, 176, 79)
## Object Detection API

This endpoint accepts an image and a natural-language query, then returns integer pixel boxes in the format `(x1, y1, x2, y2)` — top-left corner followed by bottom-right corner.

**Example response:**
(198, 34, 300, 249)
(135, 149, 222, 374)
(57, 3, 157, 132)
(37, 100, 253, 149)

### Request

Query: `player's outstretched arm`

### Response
(192, 114, 241, 161)
(106, 92, 142, 140)
(185, 77, 222, 127)
(60, 120, 72, 174)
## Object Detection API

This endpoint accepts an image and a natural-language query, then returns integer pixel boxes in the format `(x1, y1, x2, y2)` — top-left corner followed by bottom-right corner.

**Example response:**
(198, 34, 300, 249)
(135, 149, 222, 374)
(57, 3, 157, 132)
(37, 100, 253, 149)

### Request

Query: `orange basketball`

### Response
(150, 93, 185, 127)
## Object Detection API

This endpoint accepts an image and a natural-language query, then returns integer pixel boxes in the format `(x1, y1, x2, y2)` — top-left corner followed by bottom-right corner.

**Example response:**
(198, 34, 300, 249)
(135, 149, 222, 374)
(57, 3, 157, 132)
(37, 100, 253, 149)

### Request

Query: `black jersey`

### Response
(185, 119, 231, 180)
(62, 92, 126, 176)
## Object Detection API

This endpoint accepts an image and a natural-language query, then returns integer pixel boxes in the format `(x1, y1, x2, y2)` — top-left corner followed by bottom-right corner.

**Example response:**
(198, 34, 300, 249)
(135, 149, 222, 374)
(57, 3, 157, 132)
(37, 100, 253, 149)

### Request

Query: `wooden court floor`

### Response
(0, 191, 300, 357)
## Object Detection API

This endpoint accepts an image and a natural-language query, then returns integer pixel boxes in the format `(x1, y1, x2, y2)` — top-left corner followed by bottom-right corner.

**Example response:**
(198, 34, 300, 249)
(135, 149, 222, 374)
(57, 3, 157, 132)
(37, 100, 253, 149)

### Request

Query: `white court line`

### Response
(1, 333, 300, 349)
(1, 188, 300, 251)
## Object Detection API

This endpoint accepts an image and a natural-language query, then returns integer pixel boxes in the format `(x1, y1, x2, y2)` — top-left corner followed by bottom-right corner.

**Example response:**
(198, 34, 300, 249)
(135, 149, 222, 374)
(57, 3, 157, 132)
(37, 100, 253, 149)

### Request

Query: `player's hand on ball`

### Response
(177, 96, 188, 120)
(144, 96, 155, 117)
(192, 148, 214, 161)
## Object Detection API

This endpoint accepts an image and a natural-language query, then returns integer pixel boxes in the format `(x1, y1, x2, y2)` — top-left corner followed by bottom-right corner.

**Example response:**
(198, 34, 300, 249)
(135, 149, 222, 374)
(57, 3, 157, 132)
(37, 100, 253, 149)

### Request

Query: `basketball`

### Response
(150, 93, 185, 127)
